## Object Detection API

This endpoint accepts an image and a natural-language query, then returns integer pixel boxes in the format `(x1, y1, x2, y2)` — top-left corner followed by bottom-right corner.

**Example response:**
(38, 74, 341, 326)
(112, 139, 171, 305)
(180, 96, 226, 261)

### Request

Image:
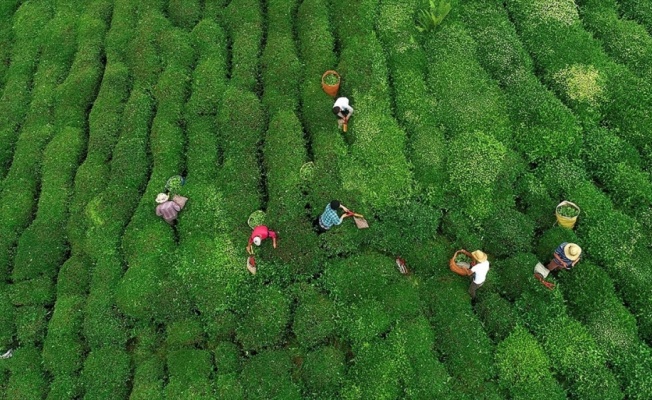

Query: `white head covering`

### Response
(156, 193, 169, 204)
(253, 236, 262, 246)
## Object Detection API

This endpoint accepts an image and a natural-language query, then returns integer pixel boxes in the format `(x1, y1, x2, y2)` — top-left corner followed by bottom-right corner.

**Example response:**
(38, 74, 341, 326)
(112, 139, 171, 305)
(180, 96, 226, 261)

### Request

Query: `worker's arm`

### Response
(534, 273, 555, 290)
(340, 204, 350, 212)
(246, 243, 253, 255)
(272, 236, 277, 249)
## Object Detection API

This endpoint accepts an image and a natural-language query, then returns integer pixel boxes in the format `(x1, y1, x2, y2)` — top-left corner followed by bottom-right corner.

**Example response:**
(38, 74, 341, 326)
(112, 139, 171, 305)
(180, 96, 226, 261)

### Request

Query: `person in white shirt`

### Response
(332, 97, 353, 129)
(469, 250, 489, 299)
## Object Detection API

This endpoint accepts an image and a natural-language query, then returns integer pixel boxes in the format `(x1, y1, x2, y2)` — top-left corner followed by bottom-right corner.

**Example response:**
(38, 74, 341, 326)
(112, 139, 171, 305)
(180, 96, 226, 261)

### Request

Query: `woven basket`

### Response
(555, 200, 580, 229)
(321, 70, 340, 97)
(450, 250, 474, 277)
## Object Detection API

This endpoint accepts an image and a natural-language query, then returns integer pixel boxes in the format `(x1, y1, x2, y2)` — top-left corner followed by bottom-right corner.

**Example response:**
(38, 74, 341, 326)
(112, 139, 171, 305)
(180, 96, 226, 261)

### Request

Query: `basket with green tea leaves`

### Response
(323, 73, 339, 85)
(455, 253, 472, 264)
(450, 249, 474, 276)
(557, 205, 579, 218)
(555, 200, 580, 229)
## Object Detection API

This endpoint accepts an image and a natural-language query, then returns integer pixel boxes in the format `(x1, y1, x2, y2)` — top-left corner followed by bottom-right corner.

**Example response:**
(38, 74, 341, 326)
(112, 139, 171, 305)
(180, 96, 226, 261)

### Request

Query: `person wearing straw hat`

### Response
(534, 242, 582, 289)
(247, 225, 278, 255)
(468, 250, 490, 299)
(155, 193, 184, 225)
(332, 97, 353, 130)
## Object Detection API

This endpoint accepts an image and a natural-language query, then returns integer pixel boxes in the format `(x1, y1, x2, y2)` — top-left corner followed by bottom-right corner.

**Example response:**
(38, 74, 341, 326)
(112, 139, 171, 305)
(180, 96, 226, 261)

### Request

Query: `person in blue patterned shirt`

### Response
(315, 200, 352, 233)
(534, 242, 582, 289)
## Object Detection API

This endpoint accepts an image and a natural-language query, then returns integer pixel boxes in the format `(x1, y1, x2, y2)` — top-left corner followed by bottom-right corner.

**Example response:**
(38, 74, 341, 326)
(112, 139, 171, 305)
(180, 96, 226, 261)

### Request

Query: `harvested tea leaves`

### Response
(557, 205, 579, 218)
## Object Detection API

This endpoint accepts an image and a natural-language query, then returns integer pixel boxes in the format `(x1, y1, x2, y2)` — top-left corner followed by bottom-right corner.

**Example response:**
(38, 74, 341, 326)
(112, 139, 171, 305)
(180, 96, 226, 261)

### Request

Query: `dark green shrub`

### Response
(322, 253, 397, 304)
(446, 131, 509, 220)
(534, 226, 578, 262)
(214, 341, 241, 374)
(514, 282, 568, 334)
(236, 286, 290, 351)
(166, 318, 205, 349)
(215, 373, 244, 399)
(5, 345, 46, 400)
(81, 347, 131, 400)
(261, 35, 301, 111)
(474, 291, 517, 342)
(14, 305, 47, 345)
(129, 358, 164, 400)
(9, 276, 54, 307)
(42, 295, 85, 375)
(55, 256, 91, 297)
(292, 285, 337, 349)
(84, 286, 129, 349)
(482, 209, 534, 258)
(387, 316, 454, 399)
(167, 349, 213, 384)
(168, 0, 200, 30)
(240, 350, 302, 400)
(46, 375, 82, 400)
(495, 326, 566, 400)
(538, 316, 623, 400)
(224, 0, 262, 91)
(301, 346, 345, 398)
(204, 311, 237, 344)
(618, 0, 652, 34)
(341, 299, 393, 344)
(0, 286, 13, 349)
(342, 339, 401, 400)
(419, 279, 495, 394)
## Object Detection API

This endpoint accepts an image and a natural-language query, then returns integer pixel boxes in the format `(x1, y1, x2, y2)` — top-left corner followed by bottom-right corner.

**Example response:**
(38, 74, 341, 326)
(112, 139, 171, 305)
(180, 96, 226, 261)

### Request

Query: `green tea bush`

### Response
(125, 11, 164, 89)
(322, 253, 397, 303)
(216, 86, 264, 236)
(9, 276, 55, 307)
(494, 326, 566, 400)
(168, 0, 200, 30)
(42, 295, 85, 376)
(236, 286, 291, 351)
(261, 34, 301, 111)
(419, 279, 496, 395)
(224, 0, 262, 91)
(539, 316, 623, 399)
(473, 291, 517, 342)
(446, 131, 509, 220)
(104, 0, 137, 65)
(387, 316, 454, 399)
(492, 253, 540, 302)
(46, 375, 82, 400)
(0, 286, 14, 349)
(618, 0, 652, 33)
(341, 339, 401, 400)
(84, 284, 129, 349)
(5, 345, 46, 400)
(301, 345, 345, 398)
(0, 1, 21, 87)
(335, 35, 413, 210)
(215, 373, 245, 399)
(129, 358, 164, 400)
(506, 0, 652, 163)
(166, 317, 205, 349)
(292, 284, 337, 349)
(186, 20, 227, 116)
(81, 347, 131, 400)
(240, 350, 302, 400)
(165, 349, 213, 399)
(0, 0, 52, 175)
(214, 341, 241, 374)
(482, 209, 534, 258)
(18, 309, 44, 346)
(577, 0, 652, 78)
(460, 0, 583, 163)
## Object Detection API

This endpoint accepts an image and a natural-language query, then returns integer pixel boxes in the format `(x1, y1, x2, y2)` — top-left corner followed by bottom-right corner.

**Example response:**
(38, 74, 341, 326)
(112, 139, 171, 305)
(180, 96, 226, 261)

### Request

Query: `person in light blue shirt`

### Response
(315, 200, 352, 233)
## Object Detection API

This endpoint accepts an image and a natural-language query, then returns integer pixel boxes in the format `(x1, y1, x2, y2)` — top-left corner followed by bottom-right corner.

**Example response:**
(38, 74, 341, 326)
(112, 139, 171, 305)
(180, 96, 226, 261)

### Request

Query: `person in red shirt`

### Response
(246, 225, 278, 255)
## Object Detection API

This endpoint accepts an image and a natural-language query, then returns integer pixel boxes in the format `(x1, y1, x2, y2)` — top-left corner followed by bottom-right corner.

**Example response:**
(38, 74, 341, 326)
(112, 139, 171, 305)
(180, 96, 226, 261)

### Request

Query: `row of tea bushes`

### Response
(0, 2, 80, 363)
(331, 0, 413, 212)
(505, 0, 652, 168)
(578, 0, 652, 79)
(116, 15, 193, 323)
(260, 0, 319, 274)
(370, 0, 446, 259)
(493, 253, 624, 399)
(617, 0, 652, 34)
(48, 2, 135, 397)
(537, 160, 652, 341)
(0, 0, 52, 176)
(224, 0, 262, 92)
(0, 0, 22, 88)
(296, 0, 362, 258)
(79, 5, 166, 397)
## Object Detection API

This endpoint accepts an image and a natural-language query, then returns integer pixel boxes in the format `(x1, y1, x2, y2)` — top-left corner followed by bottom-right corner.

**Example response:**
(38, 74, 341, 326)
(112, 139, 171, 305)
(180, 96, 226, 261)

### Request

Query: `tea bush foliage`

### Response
(2, 0, 652, 398)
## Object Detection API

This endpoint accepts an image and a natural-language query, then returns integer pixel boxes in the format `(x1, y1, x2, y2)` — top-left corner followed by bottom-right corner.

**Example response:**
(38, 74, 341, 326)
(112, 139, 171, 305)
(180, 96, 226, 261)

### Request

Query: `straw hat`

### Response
(472, 250, 488, 263)
(155, 193, 169, 204)
(564, 243, 582, 261)
(253, 236, 262, 246)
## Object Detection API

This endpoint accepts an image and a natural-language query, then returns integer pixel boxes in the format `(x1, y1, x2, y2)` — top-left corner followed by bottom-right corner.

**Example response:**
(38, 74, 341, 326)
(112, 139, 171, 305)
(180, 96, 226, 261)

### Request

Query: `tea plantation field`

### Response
(1, 0, 652, 398)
